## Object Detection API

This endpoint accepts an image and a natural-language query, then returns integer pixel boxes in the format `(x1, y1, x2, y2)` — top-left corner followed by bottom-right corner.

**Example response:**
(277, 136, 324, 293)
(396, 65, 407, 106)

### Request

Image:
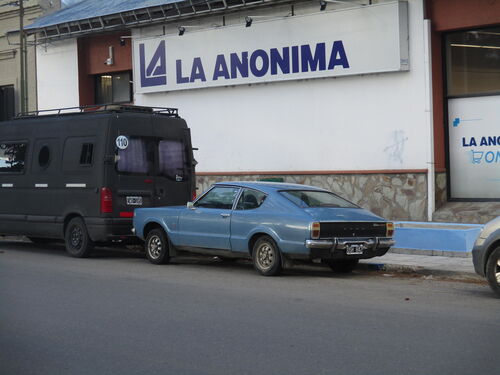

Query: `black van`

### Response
(0, 105, 196, 257)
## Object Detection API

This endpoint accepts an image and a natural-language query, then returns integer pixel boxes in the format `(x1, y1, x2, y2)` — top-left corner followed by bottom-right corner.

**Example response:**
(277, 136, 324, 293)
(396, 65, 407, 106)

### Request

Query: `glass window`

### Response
(195, 187, 240, 209)
(236, 189, 267, 210)
(117, 138, 151, 174)
(96, 71, 132, 104)
(38, 146, 50, 168)
(158, 140, 186, 181)
(0, 142, 27, 173)
(446, 27, 500, 97)
(80, 143, 94, 165)
(280, 190, 358, 209)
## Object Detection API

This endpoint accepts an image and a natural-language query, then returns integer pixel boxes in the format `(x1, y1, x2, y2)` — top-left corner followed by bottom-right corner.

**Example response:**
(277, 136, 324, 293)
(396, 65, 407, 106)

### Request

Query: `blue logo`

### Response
(453, 118, 460, 127)
(139, 40, 167, 87)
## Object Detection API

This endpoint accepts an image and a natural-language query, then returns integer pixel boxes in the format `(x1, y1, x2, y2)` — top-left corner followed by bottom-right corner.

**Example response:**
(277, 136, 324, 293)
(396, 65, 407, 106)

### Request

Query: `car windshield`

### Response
(280, 190, 358, 209)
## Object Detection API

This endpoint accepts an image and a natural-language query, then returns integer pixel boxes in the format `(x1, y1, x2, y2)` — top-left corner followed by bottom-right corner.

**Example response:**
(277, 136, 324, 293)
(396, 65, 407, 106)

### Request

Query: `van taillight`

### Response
(311, 222, 320, 239)
(100, 187, 113, 214)
(386, 222, 394, 237)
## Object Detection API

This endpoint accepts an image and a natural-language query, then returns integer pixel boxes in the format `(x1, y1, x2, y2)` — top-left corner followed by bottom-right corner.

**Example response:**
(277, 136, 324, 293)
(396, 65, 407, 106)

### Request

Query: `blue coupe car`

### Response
(133, 182, 395, 276)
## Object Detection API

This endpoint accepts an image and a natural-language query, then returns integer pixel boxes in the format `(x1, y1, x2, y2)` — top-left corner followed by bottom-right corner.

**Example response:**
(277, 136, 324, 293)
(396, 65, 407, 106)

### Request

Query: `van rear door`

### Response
(110, 114, 156, 218)
(151, 115, 194, 206)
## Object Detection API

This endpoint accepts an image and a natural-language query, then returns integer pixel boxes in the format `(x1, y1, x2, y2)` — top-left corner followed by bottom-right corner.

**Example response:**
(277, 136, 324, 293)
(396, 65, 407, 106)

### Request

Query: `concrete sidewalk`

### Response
(359, 251, 481, 281)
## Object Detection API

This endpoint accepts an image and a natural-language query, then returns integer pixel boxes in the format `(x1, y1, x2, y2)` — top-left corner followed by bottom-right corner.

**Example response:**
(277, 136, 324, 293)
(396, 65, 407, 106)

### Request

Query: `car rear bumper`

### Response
(304, 237, 395, 260)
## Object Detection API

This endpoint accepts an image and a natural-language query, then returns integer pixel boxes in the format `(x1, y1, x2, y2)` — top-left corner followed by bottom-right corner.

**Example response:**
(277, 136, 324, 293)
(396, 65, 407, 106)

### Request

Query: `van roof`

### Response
(14, 104, 179, 120)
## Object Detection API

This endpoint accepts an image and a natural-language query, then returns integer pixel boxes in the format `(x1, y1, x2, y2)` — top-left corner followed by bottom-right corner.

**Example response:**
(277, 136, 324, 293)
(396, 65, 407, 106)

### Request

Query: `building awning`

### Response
(24, 0, 269, 40)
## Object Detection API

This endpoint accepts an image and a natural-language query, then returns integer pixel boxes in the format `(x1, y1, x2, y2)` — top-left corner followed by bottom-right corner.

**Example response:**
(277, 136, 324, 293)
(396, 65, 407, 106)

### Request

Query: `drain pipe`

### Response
(423, 19, 435, 221)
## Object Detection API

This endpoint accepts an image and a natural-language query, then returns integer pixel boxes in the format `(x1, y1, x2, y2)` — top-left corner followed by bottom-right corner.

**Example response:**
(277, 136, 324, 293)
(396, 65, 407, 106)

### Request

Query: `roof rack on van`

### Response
(15, 104, 179, 119)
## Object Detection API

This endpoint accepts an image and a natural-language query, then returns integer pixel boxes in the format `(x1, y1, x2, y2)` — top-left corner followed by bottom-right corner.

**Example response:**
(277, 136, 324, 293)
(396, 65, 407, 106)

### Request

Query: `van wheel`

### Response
(145, 229, 170, 265)
(252, 236, 282, 276)
(65, 217, 93, 258)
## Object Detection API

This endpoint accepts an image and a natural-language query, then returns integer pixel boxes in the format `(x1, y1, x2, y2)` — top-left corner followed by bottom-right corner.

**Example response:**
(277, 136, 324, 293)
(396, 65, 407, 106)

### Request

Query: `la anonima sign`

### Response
(133, 1, 409, 93)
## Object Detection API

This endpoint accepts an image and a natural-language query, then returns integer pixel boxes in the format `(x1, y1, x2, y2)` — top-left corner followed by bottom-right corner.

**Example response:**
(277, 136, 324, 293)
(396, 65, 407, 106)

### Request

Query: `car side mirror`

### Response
(187, 202, 195, 209)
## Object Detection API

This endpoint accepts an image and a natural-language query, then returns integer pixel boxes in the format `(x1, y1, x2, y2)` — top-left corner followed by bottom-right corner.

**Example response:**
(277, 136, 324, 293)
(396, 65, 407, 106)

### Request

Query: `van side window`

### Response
(63, 137, 96, 172)
(0, 142, 27, 173)
(117, 138, 152, 174)
(80, 143, 94, 165)
(158, 140, 186, 181)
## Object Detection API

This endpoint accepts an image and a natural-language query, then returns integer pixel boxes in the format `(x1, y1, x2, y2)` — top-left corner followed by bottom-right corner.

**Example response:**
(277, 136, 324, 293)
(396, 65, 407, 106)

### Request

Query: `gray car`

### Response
(472, 216, 500, 297)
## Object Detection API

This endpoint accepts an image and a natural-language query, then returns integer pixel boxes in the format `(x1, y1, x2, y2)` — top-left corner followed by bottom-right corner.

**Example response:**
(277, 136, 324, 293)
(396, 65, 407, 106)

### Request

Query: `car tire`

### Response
(145, 229, 170, 265)
(485, 246, 500, 298)
(328, 259, 359, 273)
(252, 235, 282, 276)
(64, 217, 93, 258)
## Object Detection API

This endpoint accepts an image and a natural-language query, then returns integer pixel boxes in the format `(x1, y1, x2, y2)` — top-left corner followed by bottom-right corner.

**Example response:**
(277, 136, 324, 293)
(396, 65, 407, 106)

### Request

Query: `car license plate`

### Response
(346, 244, 364, 255)
(126, 196, 143, 206)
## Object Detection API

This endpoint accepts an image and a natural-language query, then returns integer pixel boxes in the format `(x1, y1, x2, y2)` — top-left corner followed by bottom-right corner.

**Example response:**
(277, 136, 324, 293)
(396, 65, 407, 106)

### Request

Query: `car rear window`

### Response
(280, 190, 358, 209)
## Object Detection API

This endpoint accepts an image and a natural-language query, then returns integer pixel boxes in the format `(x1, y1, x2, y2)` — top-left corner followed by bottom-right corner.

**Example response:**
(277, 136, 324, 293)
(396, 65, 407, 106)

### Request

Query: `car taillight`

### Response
(100, 187, 113, 214)
(192, 190, 197, 201)
(311, 222, 320, 239)
(386, 222, 394, 237)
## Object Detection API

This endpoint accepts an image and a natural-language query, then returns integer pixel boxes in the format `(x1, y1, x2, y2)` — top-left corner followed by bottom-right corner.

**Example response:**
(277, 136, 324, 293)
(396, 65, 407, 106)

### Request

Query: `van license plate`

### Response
(126, 196, 143, 206)
(346, 245, 364, 255)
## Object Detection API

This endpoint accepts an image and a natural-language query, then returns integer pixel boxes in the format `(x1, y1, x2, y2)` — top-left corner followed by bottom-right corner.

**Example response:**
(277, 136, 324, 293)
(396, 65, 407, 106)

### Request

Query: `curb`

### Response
(358, 262, 484, 281)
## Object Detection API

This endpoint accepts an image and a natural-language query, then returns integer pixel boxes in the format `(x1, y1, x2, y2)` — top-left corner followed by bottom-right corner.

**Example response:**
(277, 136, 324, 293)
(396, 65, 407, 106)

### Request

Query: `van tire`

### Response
(65, 217, 94, 258)
(145, 229, 170, 265)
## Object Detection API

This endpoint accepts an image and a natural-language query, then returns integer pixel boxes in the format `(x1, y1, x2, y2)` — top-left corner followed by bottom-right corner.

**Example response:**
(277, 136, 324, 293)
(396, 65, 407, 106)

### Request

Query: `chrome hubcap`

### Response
(256, 243, 274, 270)
(148, 235, 162, 259)
(496, 259, 500, 284)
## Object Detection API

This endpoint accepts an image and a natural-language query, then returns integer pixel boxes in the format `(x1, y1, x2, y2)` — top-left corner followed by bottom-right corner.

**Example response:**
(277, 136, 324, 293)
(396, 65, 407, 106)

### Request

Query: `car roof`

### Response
(213, 181, 327, 193)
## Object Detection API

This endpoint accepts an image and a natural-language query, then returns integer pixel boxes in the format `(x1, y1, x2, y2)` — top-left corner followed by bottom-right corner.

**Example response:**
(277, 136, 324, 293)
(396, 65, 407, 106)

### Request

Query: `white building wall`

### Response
(36, 39, 79, 110)
(134, 0, 429, 174)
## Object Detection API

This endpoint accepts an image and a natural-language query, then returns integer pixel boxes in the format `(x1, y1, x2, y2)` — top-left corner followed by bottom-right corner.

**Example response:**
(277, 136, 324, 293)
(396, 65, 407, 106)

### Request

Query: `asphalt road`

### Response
(1, 240, 499, 375)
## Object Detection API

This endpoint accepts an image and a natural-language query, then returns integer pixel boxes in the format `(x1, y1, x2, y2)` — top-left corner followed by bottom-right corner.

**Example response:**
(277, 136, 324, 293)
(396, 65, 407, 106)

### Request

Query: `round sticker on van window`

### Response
(116, 135, 129, 150)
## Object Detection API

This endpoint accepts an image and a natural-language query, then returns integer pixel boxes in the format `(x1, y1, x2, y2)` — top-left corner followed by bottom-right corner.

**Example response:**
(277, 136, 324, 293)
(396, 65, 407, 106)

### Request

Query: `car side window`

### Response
(236, 189, 267, 210)
(195, 187, 240, 209)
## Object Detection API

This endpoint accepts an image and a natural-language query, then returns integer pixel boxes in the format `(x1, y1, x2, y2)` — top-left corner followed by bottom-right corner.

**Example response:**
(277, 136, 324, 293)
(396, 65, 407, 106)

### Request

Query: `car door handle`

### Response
(220, 213, 231, 218)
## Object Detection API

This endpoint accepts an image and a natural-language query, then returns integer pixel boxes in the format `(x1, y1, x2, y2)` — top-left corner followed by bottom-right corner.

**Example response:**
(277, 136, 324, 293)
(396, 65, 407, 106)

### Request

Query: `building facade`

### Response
(0, 0, 60, 120)
(22, 0, 500, 223)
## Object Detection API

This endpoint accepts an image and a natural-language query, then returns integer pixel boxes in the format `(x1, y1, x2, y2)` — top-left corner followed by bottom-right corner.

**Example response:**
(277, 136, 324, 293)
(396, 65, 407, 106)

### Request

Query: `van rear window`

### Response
(117, 138, 151, 174)
(158, 140, 186, 181)
(0, 142, 27, 173)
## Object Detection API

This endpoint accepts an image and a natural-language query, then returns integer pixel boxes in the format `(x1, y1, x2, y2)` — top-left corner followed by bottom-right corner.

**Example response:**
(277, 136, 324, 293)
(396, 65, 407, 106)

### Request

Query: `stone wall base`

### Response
(196, 172, 429, 221)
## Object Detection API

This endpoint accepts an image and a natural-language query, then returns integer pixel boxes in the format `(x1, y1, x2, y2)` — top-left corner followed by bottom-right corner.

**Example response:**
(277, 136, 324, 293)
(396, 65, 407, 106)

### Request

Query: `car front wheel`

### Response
(485, 246, 500, 297)
(145, 229, 170, 265)
(252, 236, 282, 276)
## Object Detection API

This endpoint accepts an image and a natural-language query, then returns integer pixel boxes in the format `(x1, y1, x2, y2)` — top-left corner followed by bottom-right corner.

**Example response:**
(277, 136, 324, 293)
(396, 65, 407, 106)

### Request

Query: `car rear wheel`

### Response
(485, 246, 500, 298)
(64, 217, 93, 258)
(145, 229, 170, 265)
(252, 236, 282, 276)
(328, 259, 359, 273)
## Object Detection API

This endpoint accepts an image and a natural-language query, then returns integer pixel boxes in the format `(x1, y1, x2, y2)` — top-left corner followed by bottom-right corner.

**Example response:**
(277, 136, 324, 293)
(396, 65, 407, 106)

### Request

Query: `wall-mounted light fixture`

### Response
(105, 46, 114, 65)
(177, 25, 213, 36)
(244, 13, 292, 28)
(119, 38, 126, 46)
(320, 0, 369, 11)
